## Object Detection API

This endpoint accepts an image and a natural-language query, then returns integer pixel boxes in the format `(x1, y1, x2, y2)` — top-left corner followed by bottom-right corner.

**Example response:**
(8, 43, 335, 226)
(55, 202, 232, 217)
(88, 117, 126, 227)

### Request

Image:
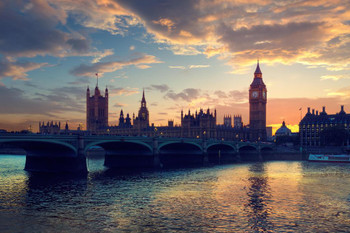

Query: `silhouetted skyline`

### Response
(0, 0, 349, 132)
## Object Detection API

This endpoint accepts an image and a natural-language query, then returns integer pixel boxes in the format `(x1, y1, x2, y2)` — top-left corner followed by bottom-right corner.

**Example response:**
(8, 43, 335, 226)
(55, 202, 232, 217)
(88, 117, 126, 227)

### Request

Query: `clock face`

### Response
(263, 91, 266, 99)
(252, 91, 258, 98)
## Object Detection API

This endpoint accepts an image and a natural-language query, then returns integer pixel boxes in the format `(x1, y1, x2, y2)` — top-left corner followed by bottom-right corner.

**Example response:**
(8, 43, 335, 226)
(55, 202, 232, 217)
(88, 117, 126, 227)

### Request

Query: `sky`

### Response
(0, 0, 349, 133)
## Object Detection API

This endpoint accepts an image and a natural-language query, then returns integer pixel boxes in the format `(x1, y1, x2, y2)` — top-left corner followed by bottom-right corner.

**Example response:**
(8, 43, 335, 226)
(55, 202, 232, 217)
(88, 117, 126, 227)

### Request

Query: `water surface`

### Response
(1, 155, 349, 232)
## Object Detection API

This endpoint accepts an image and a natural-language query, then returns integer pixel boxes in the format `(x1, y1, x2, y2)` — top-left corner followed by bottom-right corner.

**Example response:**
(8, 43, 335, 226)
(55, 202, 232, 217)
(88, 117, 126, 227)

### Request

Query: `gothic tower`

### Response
(86, 75, 108, 132)
(249, 61, 267, 141)
(133, 90, 149, 132)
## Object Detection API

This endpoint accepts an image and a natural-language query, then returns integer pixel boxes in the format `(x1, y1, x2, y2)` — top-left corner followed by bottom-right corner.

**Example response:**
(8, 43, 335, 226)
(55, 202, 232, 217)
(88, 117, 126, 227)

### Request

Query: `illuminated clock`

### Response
(252, 91, 258, 98)
(263, 91, 266, 99)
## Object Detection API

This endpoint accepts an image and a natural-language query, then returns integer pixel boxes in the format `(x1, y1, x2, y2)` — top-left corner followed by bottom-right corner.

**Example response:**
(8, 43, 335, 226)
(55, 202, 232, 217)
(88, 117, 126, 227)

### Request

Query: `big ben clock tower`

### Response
(249, 61, 267, 141)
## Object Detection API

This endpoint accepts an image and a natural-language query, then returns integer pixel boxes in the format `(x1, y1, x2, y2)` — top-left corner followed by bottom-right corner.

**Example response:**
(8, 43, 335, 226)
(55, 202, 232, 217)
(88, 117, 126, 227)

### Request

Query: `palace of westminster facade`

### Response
(84, 62, 267, 141)
(40, 61, 350, 145)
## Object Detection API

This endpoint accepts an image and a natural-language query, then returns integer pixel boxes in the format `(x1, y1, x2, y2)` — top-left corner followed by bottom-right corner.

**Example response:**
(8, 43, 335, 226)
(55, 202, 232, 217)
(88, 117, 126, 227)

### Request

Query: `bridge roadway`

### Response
(0, 134, 274, 173)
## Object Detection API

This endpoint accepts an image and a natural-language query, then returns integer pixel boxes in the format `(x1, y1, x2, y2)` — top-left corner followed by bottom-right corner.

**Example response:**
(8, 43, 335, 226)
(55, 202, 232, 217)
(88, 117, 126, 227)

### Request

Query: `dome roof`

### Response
(275, 121, 292, 136)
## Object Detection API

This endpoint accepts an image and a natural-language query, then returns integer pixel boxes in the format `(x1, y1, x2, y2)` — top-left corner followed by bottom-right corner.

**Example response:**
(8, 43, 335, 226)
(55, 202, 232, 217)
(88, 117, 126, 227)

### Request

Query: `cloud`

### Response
(115, 0, 350, 71)
(169, 66, 186, 69)
(70, 54, 162, 76)
(0, 0, 67, 57)
(114, 102, 127, 108)
(204, 46, 228, 58)
(326, 86, 350, 98)
(228, 90, 248, 103)
(320, 75, 349, 81)
(53, 0, 134, 36)
(0, 0, 98, 58)
(66, 38, 90, 53)
(165, 88, 201, 102)
(109, 87, 139, 96)
(214, 90, 227, 98)
(168, 64, 210, 70)
(189, 65, 210, 69)
(68, 77, 91, 85)
(0, 85, 83, 115)
(148, 84, 170, 93)
(91, 49, 114, 63)
(0, 58, 48, 80)
(4, 0, 348, 79)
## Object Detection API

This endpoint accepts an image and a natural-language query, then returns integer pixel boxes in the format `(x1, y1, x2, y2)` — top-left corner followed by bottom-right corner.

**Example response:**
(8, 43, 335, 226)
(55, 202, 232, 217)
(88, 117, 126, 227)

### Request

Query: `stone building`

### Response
(181, 108, 217, 138)
(133, 90, 150, 132)
(249, 61, 267, 141)
(234, 115, 243, 129)
(224, 115, 232, 127)
(39, 121, 61, 134)
(299, 106, 350, 146)
(118, 110, 132, 128)
(86, 83, 108, 132)
(85, 63, 268, 141)
(275, 121, 292, 137)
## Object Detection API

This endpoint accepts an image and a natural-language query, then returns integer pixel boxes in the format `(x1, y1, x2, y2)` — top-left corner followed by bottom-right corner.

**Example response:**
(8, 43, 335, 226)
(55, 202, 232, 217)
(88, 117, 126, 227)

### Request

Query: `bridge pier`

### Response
(235, 147, 241, 162)
(25, 156, 87, 173)
(24, 135, 87, 173)
(153, 137, 161, 168)
(202, 140, 209, 166)
(258, 145, 263, 161)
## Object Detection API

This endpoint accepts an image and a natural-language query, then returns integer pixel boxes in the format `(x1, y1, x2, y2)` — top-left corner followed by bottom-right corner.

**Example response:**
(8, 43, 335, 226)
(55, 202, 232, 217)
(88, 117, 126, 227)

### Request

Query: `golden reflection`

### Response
(245, 163, 274, 232)
(0, 156, 28, 209)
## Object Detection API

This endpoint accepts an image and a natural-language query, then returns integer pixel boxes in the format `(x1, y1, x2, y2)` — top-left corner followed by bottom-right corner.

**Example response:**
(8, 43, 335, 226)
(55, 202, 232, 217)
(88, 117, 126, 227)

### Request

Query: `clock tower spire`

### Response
(249, 60, 267, 141)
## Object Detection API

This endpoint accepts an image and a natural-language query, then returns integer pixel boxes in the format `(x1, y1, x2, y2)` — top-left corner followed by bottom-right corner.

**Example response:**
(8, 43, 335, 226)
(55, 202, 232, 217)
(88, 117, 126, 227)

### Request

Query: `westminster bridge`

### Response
(0, 134, 274, 173)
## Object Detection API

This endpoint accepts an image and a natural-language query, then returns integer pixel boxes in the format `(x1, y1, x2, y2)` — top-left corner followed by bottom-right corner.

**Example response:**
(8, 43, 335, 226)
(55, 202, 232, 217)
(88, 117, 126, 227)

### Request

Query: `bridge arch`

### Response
(0, 139, 77, 155)
(207, 142, 236, 151)
(238, 145, 259, 162)
(86, 140, 154, 169)
(0, 138, 85, 173)
(238, 144, 258, 151)
(84, 140, 153, 154)
(207, 143, 237, 164)
(158, 141, 203, 168)
(261, 145, 274, 151)
(158, 141, 203, 152)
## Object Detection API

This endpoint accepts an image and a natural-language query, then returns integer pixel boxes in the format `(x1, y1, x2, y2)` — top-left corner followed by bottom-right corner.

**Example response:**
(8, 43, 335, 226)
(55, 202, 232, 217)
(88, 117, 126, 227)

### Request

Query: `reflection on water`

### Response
(1, 155, 350, 232)
(245, 163, 273, 232)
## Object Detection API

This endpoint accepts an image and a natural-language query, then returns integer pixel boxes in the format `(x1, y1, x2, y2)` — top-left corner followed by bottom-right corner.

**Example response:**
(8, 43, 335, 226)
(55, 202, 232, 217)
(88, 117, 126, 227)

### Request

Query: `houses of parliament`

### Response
(84, 62, 267, 141)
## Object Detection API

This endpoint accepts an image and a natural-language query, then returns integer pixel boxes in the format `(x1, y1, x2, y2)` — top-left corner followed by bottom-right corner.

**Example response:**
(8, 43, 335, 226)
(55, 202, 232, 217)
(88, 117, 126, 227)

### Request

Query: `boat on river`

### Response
(308, 154, 350, 163)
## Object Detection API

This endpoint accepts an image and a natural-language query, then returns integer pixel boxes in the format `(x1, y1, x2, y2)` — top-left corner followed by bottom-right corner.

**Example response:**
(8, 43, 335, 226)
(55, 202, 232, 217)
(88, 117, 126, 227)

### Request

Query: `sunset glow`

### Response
(0, 0, 349, 132)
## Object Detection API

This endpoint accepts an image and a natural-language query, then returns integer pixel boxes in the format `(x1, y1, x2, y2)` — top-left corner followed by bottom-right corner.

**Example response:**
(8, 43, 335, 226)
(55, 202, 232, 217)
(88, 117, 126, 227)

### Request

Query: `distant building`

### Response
(86, 83, 108, 133)
(249, 61, 267, 141)
(224, 115, 232, 127)
(118, 110, 132, 128)
(39, 121, 61, 134)
(181, 108, 216, 138)
(275, 121, 292, 137)
(266, 127, 273, 141)
(83, 63, 269, 141)
(109, 91, 150, 136)
(133, 90, 150, 132)
(299, 106, 350, 146)
(234, 115, 243, 129)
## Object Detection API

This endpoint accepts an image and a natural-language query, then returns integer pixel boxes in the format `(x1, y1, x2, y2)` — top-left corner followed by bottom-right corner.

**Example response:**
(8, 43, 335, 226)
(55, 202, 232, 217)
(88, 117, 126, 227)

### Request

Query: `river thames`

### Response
(1, 155, 349, 232)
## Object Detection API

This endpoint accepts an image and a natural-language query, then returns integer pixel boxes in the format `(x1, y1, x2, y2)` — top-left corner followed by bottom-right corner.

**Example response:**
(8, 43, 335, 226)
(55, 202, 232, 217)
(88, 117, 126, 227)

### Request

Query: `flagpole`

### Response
(96, 73, 98, 87)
